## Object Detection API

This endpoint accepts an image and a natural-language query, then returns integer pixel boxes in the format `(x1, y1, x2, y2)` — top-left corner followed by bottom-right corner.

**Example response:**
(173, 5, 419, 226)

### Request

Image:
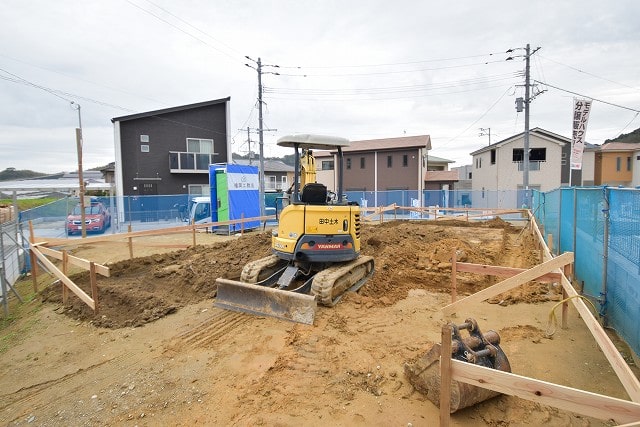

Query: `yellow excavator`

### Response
(215, 134, 375, 324)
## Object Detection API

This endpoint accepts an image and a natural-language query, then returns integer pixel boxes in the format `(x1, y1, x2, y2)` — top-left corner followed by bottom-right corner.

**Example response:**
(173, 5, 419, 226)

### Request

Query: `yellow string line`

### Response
(545, 295, 598, 337)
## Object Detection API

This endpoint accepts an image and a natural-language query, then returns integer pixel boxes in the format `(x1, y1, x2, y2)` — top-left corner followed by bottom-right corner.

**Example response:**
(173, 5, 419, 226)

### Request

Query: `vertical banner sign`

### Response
(570, 99, 592, 170)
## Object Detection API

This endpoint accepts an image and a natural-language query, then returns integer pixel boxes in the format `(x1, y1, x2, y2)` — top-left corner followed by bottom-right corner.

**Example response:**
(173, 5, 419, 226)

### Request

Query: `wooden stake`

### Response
(451, 249, 457, 303)
(90, 261, 98, 314)
(62, 250, 69, 304)
(241, 213, 245, 236)
(548, 233, 554, 255)
(127, 224, 133, 259)
(440, 324, 452, 426)
(28, 220, 38, 292)
(192, 220, 196, 247)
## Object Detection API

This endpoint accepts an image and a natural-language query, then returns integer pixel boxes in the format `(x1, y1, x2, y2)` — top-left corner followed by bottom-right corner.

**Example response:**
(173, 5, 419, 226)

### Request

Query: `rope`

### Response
(545, 295, 598, 337)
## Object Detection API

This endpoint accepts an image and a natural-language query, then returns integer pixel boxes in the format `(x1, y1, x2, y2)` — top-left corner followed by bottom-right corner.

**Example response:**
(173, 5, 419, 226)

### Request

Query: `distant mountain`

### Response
(0, 168, 48, 181)
(604, 127, 640, 144)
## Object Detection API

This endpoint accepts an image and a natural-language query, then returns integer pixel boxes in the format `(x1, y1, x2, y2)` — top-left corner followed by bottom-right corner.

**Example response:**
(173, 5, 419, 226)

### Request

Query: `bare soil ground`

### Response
(1, 219, 637, 426)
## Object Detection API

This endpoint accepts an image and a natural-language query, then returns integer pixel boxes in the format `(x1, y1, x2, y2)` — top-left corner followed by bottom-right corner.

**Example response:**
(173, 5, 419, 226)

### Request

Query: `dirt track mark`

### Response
(165, 309, 251, 351)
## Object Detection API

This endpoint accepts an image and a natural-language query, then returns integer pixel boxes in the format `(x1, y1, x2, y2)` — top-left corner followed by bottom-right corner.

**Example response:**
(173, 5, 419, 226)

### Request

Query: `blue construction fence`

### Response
(532, 187, 640, 357)
(19, 189, 528, 225)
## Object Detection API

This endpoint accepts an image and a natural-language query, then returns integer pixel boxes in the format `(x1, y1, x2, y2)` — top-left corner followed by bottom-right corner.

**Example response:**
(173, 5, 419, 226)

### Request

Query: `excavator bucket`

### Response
(404, 318, 511, 413)
(214, 278, 317, 325)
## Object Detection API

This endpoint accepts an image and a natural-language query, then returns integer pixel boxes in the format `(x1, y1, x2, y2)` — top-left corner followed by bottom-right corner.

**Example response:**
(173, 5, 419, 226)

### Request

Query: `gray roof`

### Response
(233, 159, 294, 173)
(111, 97, 230, 123)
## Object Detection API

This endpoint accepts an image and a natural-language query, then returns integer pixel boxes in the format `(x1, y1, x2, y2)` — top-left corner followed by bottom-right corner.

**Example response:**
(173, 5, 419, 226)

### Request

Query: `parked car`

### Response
(66, 202, 111, 235)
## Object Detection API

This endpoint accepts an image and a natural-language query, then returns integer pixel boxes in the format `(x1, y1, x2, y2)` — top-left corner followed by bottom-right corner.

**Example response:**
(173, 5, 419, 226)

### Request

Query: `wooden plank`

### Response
(441, 252, 574, 316)
(36, 245, 110, 277)
(451, 360, 640, 424)
(37, 215, 277, 248)
(456, 262, 563, 283)
(440, 324, 452, 426)
(29, 245, 95, 310)
(90, 262, 98, 314)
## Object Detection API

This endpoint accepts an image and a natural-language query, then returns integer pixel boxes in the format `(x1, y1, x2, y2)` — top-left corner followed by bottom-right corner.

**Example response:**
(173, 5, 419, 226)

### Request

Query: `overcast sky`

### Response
(1, 0, 639, 174)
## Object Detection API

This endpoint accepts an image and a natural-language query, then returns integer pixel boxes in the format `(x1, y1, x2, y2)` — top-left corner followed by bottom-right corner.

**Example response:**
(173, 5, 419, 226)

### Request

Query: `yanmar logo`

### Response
(316, 243, 342, 250)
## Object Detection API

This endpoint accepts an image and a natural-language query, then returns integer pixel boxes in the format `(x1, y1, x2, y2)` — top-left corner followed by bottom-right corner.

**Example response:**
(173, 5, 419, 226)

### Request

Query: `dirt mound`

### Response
(41, 219, 543, 329)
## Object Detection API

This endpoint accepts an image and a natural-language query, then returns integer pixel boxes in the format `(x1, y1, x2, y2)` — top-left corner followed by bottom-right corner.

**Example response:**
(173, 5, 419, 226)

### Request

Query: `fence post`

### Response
(28, 220, 38, 292)
(440, 324, 452, 426)
(90, 261, 98, 313)
(127, 224, 133, 259)
(62, 250, 69, 303)
(451, 249, 457, 303)
(601, 187, 610, 325)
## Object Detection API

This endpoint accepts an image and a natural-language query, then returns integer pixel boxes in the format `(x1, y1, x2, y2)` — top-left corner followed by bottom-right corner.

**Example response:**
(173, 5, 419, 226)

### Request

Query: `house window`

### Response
(387, 156, 393, 168)
(513, 148, 547, 162)
(468, 172, 472, 179)
(627, 156, 631, 171)
(616, 157, 621, 172)
(476, 157, 482, 168)
(360, 157, 365, 169)
(402, 155, 408, 167)
(188, 184, 210, 196)
(346, 158, 351, 169)
(140, 135, 149, 143)
(187, 138, 214, 154)
(140, 144, 150, 153)
(513, 149, 524, 162)
(490, 149, 496, 165)
(321, 160, 334, 170)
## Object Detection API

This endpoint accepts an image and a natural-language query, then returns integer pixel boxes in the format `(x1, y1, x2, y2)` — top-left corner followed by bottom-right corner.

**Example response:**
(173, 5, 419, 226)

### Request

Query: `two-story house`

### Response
(470, 128, 597, 195)
(595, 142, 639, 187)
(314, 135, 434, 191)
(112, 98, 231, 201)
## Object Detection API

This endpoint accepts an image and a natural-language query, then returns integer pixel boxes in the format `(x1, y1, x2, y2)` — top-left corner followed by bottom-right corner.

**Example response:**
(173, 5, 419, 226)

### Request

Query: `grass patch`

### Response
(0, 197, 60, 210)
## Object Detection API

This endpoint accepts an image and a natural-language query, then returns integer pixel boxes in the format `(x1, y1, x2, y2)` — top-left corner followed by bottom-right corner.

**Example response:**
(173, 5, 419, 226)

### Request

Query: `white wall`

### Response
(472, 134, 564, 192)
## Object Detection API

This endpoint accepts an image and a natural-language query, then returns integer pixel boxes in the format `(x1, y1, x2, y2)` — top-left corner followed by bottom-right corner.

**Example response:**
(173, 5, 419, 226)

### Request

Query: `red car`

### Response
(66, 202, 111, 235)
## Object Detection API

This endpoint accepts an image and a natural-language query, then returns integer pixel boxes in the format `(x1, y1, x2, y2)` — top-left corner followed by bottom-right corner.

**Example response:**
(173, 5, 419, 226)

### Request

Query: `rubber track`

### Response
(240, 254, 281, 283)
(311, 255, 374, 306)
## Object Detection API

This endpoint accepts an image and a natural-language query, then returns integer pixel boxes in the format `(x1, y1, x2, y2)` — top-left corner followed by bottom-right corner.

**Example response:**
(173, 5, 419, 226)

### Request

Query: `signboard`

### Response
(570, 99, 592, 170)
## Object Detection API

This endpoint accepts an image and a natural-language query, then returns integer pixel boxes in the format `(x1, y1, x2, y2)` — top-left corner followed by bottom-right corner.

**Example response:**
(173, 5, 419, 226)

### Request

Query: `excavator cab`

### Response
(215, 134, 374, 324)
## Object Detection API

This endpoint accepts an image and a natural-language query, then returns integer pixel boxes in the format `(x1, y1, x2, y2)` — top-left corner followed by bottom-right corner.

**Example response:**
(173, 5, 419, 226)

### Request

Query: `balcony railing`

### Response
(516, 161, 543, 172)
(265, 182, 287, 192)
(169, 151, 217, 173)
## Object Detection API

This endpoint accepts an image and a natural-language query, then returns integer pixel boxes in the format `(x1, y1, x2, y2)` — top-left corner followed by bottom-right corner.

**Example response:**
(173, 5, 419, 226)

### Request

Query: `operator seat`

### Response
(301, 183, 328, 205)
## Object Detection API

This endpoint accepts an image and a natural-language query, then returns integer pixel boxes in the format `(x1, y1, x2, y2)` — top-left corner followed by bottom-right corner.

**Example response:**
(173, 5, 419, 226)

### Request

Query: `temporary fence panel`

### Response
(575, 188, 606, 301)
(607, 189, 640, 356)
(543, 189, 561, 252)
(559, 188, 576, 255)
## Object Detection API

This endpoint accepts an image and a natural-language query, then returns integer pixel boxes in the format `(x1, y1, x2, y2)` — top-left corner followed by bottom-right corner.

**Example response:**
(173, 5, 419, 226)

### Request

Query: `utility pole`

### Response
(479, 127, 491, 146)
(508, 43, 540, 208)
(71, 102, 87, 237)
(245, 56, 279, 217)
(523, 43, 531, 208)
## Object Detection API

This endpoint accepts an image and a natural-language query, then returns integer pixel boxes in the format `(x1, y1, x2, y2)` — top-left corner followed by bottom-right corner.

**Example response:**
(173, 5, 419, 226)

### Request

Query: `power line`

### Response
(124, 0, 245, 66)
(276, 51, 508, 69)
(264, 72, 522, 96)
(446, 86, 513, 144)
(277, 59, 511, 78)
(264, 82, 513, 102)
(535, 80, 640, 113)
(539, 54, 640, 92)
